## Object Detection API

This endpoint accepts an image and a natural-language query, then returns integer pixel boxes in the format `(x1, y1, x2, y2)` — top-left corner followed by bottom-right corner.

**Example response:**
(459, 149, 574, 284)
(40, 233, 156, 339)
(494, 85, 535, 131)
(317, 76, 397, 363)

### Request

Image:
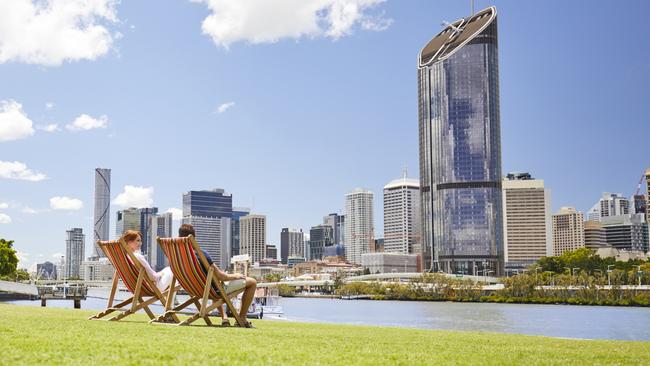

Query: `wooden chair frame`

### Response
(155, 235, 247, 327)
(89, 237, 180, 323)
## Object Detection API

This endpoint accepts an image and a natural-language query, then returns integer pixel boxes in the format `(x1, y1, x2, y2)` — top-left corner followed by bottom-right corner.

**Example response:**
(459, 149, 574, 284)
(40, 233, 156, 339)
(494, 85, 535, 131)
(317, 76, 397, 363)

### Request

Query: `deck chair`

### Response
(88, 238, 180, 322)
(155, 235, 247, 327)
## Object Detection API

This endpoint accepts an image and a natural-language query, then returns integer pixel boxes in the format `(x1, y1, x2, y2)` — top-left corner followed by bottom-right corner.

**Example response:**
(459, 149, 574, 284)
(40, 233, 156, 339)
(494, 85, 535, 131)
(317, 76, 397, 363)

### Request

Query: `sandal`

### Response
(234, 320, 254, 328)
(221, 319, 231, 327)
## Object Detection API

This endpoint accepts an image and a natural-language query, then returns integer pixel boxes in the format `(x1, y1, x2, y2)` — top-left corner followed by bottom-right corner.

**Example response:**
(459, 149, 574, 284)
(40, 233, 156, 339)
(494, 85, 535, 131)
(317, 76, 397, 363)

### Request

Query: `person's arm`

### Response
(211, 265, 245, 282)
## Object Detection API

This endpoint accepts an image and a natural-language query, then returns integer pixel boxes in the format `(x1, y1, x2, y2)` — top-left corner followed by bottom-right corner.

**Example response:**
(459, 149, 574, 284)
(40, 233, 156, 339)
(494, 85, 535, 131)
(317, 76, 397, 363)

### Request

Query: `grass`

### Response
(0, 304, 649, 365)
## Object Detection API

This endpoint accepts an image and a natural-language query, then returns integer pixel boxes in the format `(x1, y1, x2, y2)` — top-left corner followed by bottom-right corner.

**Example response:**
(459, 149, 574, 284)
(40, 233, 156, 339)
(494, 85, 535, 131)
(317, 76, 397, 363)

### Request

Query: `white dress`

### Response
(133, 251, 173, 292)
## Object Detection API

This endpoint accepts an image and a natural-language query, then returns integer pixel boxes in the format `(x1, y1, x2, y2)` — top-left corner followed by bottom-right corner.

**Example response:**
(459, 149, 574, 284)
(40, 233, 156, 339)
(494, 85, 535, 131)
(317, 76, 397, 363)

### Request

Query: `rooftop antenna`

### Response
(471, 0, 475, 15)
(402, 164, 408, 180)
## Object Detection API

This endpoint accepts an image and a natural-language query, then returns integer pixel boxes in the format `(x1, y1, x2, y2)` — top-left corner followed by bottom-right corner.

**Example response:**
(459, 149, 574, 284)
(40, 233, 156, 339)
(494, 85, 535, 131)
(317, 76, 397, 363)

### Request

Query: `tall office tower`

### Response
(139, 207, 158, 260)
(383, 172, 421, 254)
(601, 214, 649, 252)
(116, 207, 141, 237)
(231, 207, 250, 257)
(280, 228, 304, 264)
(265, 245, 278, 261)
(418, 6, 504, 275)
(587, 193, 630, 221)
(36, 261, 57, 280)
(65, 228, 85, 279)
(552, 207, 585, 256)
(309, 225, 334, 261)
(93, 168, 110, 257)
(632, 195, 646, 216)
(149, 212, 172, 271)
(323, 213, 345, 245)
(240, 214, 266, 263)
(646, 168, 650, 228)
(183, 189, 233, 269)
(344, 189, 374, 264)
(501, 173, 552, 271)
(584, 220, 607, 249)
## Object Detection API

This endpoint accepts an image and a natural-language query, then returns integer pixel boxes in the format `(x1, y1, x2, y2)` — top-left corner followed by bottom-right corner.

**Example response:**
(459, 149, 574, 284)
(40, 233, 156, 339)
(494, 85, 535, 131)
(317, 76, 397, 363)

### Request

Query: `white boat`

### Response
(259, 288, 283, 316)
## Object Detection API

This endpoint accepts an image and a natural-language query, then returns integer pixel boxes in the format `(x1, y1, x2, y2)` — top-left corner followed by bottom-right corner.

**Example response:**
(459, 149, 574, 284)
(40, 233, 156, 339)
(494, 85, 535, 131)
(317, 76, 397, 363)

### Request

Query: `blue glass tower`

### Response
(418, 6, 504, 275)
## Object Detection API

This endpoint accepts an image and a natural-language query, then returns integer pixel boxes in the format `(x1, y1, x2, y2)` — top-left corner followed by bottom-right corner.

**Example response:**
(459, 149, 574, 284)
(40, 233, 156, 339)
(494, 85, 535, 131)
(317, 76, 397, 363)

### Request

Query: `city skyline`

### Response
(1, 1, 649, 270)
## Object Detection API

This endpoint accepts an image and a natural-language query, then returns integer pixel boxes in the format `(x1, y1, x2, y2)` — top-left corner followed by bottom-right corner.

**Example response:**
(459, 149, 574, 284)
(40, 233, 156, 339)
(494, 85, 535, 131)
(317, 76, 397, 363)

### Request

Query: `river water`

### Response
(6, 289, 650, 341)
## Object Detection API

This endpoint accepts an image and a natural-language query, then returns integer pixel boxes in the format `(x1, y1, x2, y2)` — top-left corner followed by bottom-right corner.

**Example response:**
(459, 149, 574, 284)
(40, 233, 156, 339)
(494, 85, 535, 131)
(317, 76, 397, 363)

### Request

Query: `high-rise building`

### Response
(502, 173, 552, 271)
(116, 207, 141, 238)
(601, 214, 649, 252)
(65, 228, 85, 279)
(309, 225, 334, 261)
(265, 244, 278, 261)
(587, 193, 630, 222)
(240, 214, 266, 263)
(632, 195, 647, 216)
(139, 207, 158, 260)
(36, 261, 57, 280)
(552, 207, 585, 256)
(231, 207, 250, 257)
(584, 220, 607, 249)
(323, 213, 345, 245)
(115, 207, 159, 261)
(149, 212, 172, 271)
(645, 168, 650, 228)
(280, 228, 304, 264)
(344, 189, 374, 264)
(183, 189, 233, 269)
(418, 6, 504, 275)
(93, 168, 110, 257)
(383, 172, 420, 254)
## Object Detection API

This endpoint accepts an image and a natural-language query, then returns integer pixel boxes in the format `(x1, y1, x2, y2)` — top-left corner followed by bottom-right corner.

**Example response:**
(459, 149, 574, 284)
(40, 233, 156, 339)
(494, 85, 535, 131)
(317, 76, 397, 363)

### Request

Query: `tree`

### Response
(0, 239, 19, 277)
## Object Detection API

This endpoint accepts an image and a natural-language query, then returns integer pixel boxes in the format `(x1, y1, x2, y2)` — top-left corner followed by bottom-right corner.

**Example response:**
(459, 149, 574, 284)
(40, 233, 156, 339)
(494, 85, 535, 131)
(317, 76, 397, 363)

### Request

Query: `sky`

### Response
(1, 0, 649, 271)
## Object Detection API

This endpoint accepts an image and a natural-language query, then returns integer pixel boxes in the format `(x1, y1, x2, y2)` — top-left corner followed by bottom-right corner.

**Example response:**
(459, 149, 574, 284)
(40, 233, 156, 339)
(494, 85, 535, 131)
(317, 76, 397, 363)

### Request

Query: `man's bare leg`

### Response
(238, 277, 257, 321)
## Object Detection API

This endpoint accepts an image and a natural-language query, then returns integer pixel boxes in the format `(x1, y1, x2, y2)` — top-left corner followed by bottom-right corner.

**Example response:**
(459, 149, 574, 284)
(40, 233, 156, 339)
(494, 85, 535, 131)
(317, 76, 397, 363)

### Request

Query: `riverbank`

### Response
(1, 304, 649, 365)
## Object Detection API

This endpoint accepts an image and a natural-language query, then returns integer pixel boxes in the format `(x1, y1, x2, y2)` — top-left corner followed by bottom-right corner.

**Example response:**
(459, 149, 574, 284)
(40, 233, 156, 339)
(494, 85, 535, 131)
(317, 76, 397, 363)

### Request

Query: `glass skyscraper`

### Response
(418, 6, 504, 275)
(93, 168, 110, 257)
(182, 189, 233, 269)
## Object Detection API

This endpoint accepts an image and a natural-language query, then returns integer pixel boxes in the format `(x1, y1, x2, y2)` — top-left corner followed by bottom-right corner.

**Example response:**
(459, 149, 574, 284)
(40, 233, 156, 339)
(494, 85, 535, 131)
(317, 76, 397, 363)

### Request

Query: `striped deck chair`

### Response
(88, 238, 180, 322)
(155, 235, 246, 327)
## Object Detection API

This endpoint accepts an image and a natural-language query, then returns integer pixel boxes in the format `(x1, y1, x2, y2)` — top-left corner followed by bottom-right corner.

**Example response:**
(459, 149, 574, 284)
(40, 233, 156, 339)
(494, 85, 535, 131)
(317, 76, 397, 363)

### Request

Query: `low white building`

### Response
(361, 252, 419, 274)
(82, 258, 115, 282)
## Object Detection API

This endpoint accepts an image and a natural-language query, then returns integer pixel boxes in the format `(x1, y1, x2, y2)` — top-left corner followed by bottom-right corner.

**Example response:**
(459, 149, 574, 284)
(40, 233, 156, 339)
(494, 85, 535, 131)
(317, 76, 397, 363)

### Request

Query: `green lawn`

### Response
(0, 304, 648, 365)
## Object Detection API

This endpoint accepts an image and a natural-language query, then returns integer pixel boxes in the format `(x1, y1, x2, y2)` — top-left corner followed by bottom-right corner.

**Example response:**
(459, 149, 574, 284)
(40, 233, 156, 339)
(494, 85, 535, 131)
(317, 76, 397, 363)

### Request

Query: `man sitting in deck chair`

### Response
(179, 224, 257, 327)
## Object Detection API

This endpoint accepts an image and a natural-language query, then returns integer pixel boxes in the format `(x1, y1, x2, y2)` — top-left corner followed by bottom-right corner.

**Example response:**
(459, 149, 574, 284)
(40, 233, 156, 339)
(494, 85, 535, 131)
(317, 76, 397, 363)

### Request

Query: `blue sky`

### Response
(1, 0, 648, 270)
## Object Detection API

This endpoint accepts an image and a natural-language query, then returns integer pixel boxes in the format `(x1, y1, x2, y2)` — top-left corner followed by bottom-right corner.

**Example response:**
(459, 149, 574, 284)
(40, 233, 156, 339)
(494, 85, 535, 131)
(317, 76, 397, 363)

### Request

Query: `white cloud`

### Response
(37, 123, 60, 132)
(50, 196, 83, 210)
(217, 101, 235, 113)
(52, 252, 64, 259)
(0, 100, 35, 142)
(113, 185, 154, 208)
(0, 0, 119, 66)
(0, 202, 8, 209)
(21, 206, 39, 214)
(66, 114, 108, 131)
(165, 208, 183, 221)
(193, 0, 391, 48)
(15, 250, 29, 266)
(45, 102, 55, 110)
(0, 161, 47, 181)
(0, 213, 11, 224)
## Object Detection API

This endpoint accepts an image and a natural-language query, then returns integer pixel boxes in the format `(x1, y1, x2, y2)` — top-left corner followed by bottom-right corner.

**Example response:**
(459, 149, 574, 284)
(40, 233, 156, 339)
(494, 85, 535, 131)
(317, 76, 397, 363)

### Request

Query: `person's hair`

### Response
(179, 224, 195, 237)
(123, 230, 142, 243)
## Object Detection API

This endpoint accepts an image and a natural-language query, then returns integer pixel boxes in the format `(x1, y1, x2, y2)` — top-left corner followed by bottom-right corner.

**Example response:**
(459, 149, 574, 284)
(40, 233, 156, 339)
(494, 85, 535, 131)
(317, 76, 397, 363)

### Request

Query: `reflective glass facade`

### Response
(418, 8, 504, 275)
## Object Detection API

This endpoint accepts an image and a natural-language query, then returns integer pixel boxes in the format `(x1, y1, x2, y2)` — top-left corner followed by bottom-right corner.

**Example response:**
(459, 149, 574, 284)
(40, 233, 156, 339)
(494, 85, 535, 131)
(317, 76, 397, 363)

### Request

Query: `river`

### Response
(6, 289, 650, 341)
